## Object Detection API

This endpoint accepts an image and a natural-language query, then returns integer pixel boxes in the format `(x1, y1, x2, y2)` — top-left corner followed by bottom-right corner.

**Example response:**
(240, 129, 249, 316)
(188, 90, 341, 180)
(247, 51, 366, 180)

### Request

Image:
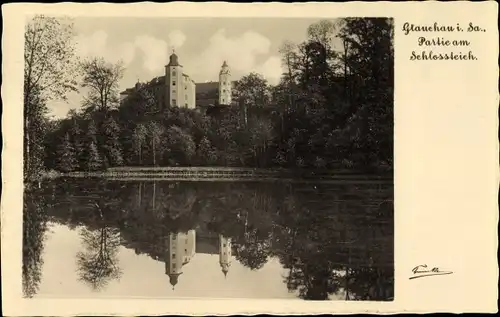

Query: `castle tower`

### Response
(219, 234, 232, 278)
(218, 61, 232, 106)
(164, 51, 185, 109)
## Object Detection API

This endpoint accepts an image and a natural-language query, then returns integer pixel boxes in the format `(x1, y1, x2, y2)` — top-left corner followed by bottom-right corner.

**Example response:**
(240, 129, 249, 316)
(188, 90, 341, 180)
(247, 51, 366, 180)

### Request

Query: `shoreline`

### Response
(37, 166, 393, 182)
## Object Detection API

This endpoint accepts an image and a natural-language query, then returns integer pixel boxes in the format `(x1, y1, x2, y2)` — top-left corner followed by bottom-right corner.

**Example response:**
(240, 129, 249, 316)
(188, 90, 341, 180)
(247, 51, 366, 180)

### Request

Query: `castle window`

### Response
(172, 89, 176, 94)
(172, 263, 176, 269)
(172, 99, 177, 106)
(223, 89, 225, 93)
(172, 81, 176, 86)
(172, 71, 176, 76)
(172, 253, 176, 259)
(185, 86, 187, 90)
(172, 235, 176, 240)
(222, 99, 225, 103)
(185, 103, 188, 107)
(223, 243, 226, 247)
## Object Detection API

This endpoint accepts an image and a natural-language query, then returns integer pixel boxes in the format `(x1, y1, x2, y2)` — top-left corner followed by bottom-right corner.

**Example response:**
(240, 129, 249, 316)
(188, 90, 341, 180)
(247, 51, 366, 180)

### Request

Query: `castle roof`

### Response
(167, 53, 181, 67)
(195, 82, 219, 94)
(195, 81, 237, 95)
(120, 88, 135, 95)
(119, 73, 236, 98)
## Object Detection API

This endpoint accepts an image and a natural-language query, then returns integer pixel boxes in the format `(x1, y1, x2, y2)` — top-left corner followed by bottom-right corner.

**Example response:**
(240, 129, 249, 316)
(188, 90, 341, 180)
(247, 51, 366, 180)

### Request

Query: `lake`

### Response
(23, 177, 394, 301)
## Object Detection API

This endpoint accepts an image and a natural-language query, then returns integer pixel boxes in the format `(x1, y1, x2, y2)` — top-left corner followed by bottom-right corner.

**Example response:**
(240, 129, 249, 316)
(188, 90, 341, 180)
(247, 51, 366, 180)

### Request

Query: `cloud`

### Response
(134, 35, 168, 73)
(185, 29, 283, 85)
(51, 29, 285, 119)
(75, 30, 188, 74)
(74, 29, 283, 86)
(75, 30, 135, 65)
(135, 31, 187, 74)
(255, 56, 283, 85)
(168, 30, 187, 49)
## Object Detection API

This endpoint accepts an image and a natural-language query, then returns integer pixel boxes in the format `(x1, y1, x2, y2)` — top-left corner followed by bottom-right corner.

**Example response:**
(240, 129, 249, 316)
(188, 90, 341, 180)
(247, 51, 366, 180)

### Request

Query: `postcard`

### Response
(1, 2, 498, 315)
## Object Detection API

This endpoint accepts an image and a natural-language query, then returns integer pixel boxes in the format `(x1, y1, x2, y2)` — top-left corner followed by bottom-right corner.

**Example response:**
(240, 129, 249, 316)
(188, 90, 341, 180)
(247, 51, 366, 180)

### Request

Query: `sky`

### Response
(46, 17, 341, 118)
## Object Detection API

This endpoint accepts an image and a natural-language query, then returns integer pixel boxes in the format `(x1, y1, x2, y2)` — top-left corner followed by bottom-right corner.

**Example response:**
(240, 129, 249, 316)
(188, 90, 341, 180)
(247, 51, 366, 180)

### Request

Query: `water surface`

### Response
(23, 178, 394, 300)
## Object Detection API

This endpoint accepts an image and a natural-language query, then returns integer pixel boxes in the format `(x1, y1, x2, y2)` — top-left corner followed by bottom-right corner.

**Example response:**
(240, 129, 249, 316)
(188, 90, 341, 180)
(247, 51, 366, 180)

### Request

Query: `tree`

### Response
(307, 19, 337, 51)
(295, 41, 335, 113)
(249, 118, 274, 167)
(147, 121, 164, 166)
(86, 119, 98, 143)
(68, 112, 85, 169)
(164, 125, 196, 166)
(86, 141, 102, 171)
(132, 124, 147, 165)
(24, 86, 50, 181)
(56, 132, 77, 172)
(234, 73, 270, 110)
(81, 119, 102, 171)
(24, 15, 78, 180)
(196, 136, 218, 165)
(337, 18, 394, 167)
(80, 57, 125, 112)
(279, 41, 300, 86)
(101, 116, 124, 167)
(24, 15, 79, 102)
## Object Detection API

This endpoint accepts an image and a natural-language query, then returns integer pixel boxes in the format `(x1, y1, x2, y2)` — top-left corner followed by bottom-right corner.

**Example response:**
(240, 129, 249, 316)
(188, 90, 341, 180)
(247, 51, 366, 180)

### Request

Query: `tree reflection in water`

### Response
(28, 178, 393, 300)
(76, 223, 122, 291)
(74, 191, 124, 291)
(23, 187, 50, 298)
(234, 227, 271, 270)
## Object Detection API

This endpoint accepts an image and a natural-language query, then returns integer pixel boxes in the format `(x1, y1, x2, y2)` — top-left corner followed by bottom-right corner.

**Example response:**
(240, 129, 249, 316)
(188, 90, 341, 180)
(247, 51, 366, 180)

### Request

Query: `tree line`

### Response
(24, 16, 394, 183)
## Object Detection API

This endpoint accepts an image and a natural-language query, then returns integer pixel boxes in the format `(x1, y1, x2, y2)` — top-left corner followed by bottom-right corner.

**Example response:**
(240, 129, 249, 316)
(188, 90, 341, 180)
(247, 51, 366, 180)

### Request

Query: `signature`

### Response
(409, 264, 454, 280)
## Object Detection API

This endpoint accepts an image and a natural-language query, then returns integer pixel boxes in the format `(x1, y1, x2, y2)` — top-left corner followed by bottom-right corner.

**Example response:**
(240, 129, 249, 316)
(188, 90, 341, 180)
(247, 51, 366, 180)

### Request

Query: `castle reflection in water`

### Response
(23, 178, 394, 300)
(120, 220, 234, 289)
(162, 231, 231, 288)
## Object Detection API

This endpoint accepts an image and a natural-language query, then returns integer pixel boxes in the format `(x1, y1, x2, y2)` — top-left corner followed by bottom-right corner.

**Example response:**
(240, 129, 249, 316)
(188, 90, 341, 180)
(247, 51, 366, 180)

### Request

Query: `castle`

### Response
(119, 52, 235, 111)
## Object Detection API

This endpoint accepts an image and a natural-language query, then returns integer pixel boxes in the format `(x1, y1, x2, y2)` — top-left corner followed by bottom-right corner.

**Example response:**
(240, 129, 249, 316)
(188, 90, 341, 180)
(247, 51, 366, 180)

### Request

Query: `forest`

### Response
(24, 17, 394, 184)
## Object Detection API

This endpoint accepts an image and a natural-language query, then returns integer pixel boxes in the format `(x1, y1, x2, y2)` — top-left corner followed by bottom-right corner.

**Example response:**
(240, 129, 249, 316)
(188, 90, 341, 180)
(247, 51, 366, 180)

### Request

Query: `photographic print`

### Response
(22, 15, 394, 301)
